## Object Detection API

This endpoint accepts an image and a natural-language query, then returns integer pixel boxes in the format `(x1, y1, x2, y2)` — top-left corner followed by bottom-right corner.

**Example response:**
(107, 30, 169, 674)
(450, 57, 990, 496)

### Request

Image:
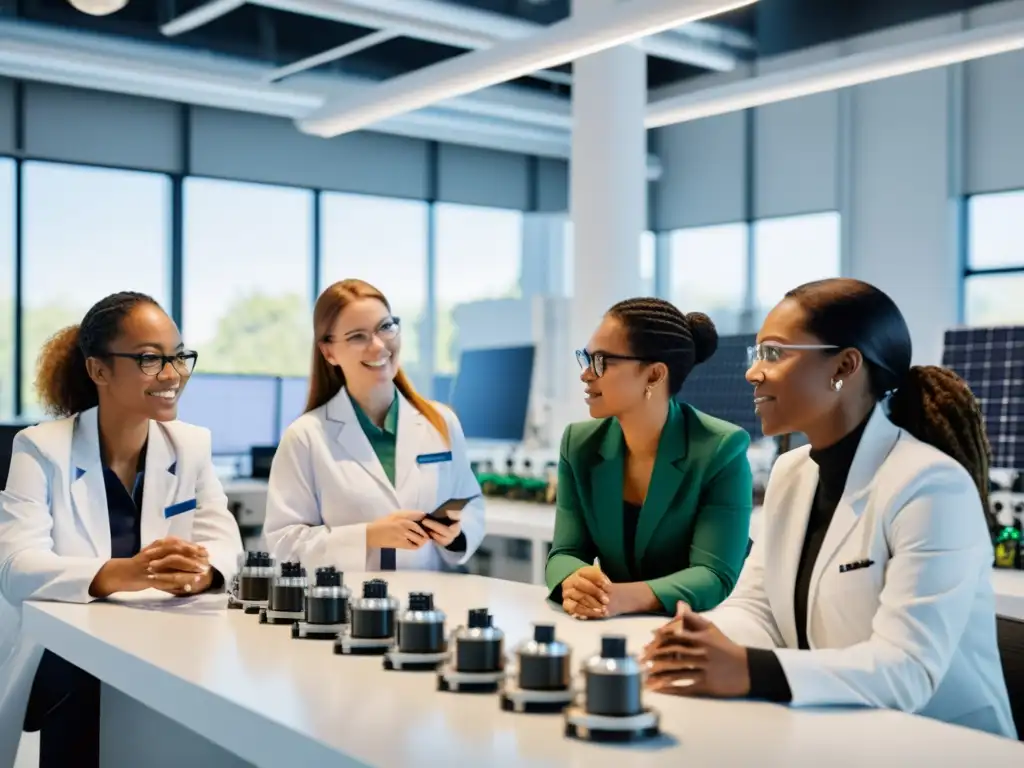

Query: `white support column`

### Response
(567, 0, 648, 422)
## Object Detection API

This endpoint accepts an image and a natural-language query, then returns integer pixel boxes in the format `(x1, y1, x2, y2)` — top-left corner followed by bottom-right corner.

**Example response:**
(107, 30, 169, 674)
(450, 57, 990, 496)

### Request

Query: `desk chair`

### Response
(996, 615, 1024, 740)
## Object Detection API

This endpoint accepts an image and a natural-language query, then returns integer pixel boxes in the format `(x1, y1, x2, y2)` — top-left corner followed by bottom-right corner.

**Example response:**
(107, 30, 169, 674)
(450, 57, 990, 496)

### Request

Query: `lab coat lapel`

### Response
(634, 402, 688, 564)
(806, 404, 899, 622)
(139, 422, 179, 546)
(590, 422, 627, 574)
(771, 458, 819, 650)
(69, 408, 110, 557)
(394, 395, 429, 501)
(326, 389, 398, 503)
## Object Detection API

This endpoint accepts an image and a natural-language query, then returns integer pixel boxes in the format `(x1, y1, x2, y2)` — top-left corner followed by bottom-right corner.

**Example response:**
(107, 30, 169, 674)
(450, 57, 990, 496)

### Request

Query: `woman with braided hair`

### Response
(0, 292, 243, 767)
(642, 278, 1016, 740)
(547, 297, 755, 619)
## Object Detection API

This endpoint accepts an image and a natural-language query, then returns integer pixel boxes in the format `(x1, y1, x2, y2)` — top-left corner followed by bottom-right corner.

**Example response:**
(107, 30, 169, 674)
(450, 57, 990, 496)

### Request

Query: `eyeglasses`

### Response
(575, 348, 650, 378)
(747, 343, 838, 366)
(105, 351, 199, 376)
(328, 317, 401, 349)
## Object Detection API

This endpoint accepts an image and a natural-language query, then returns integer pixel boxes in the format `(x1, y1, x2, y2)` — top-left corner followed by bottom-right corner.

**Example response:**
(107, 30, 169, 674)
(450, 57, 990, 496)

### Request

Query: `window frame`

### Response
(962, 190, 1024, 326)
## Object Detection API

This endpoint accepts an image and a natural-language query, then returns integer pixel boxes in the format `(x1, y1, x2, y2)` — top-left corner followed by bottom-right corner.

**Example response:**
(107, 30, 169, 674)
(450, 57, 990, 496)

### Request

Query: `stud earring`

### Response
(830, 377, 844, 392)
(644, 386, 652, 400)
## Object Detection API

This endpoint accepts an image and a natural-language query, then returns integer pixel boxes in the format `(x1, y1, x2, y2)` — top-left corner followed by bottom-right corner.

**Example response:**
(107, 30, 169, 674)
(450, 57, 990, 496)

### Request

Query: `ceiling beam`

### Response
(296, 0, 757, 138)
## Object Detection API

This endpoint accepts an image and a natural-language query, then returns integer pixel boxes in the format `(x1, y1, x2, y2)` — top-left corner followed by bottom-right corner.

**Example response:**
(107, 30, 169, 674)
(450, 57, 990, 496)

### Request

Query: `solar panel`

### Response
(941, 326, 1024, 471)
(678, 333, 763, 439)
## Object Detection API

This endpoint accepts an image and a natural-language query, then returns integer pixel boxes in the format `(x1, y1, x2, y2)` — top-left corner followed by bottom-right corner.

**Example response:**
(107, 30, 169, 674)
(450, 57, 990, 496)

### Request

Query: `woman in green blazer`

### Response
(547, 297, 753, 619)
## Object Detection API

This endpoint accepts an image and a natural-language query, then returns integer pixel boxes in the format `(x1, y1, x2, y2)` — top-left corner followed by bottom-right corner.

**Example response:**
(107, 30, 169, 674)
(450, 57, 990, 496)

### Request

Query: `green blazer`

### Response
(545, 401, 753, 614)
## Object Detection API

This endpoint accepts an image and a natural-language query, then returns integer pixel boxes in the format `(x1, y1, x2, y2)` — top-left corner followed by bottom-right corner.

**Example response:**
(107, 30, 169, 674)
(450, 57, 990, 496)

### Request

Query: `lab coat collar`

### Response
(70, 408, 179, 555)
(324, 387, 400, 502)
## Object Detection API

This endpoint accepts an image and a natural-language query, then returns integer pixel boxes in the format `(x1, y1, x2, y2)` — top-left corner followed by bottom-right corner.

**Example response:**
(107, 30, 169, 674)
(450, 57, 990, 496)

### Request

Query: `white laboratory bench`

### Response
(22, 572, 1024, 768)
(222, 480, 1024, 620)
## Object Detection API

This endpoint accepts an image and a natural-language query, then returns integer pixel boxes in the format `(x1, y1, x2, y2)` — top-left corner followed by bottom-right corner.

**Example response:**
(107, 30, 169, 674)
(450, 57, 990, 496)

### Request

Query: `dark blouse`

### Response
(747, 417, 869, 701)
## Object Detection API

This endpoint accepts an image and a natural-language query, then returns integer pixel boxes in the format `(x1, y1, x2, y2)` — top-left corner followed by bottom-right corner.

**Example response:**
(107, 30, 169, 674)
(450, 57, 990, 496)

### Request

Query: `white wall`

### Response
(653, 0, 1024, 365)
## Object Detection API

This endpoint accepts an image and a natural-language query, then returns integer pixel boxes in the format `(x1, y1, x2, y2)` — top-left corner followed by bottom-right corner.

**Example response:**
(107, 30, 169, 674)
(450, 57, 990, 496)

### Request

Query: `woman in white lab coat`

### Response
(0, 291, 244, 768)
(264, 279, 485, 574)
(641, 278, 1016, 740)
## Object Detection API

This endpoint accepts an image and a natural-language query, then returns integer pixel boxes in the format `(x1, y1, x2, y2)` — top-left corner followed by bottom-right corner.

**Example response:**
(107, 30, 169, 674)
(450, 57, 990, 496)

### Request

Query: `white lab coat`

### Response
(0, 407, 244, 768)
(706, 404, 1016, 739)
(264, 388, 485, 573)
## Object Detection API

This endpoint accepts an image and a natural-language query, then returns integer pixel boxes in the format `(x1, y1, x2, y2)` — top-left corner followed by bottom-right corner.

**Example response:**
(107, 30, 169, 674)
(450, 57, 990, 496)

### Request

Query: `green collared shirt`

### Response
(351, 392, 400, 487)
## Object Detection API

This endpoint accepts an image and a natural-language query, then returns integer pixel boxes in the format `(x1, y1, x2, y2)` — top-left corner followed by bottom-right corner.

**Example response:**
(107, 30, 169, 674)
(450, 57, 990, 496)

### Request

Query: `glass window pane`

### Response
(320, 192, 429, 389)
(434, 204, 523, 374)
(964, 273, 1024, 326)
(754, 211, 841, 323)
(21, 162, 171, 418)
(183, 178, 313, 377)
(0, 159, 13, 420)
(669, 223, 748, 335)
(968, 191, 1024, 270)
(562, 223, 657, 298)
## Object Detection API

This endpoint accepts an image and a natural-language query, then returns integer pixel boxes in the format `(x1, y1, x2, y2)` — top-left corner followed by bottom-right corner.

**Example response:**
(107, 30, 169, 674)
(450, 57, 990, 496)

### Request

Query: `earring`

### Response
(830, 377, 844, 392)
(644, 386, 652, 401)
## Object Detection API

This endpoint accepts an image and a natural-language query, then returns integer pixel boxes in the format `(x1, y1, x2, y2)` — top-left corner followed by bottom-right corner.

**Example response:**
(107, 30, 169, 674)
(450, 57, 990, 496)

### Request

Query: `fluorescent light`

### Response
(646, 15, 1024, 127)
(297, 0, 758, 137)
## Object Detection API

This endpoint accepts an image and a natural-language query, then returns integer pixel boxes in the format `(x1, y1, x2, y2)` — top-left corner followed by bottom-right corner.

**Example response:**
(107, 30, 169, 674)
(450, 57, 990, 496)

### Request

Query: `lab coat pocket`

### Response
(164, 499, 197, 539)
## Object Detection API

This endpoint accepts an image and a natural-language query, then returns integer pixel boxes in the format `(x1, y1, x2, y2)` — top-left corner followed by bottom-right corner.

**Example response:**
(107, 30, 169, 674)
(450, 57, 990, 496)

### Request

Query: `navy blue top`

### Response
(103, 447, 146, 560)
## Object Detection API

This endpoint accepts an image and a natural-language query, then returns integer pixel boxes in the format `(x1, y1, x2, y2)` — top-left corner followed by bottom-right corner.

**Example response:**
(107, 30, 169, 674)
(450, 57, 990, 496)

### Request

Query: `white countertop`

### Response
(23, 573, 1023, 767)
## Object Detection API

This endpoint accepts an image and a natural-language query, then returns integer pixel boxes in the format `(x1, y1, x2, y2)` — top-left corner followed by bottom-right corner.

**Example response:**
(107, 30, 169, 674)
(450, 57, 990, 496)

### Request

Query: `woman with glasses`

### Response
(0, 291, 243, 768)
(547, 297, 754, 620)
(641, 278, 1015, 740)
(263, 279, 484, 574)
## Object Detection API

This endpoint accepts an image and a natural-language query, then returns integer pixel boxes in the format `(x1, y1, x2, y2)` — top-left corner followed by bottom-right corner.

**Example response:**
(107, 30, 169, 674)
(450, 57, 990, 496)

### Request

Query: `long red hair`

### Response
(307, 279, 449, 445)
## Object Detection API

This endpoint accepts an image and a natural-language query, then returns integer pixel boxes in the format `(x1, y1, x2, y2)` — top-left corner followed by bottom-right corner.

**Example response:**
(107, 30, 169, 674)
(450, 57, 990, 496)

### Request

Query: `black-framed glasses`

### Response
(575, 348, 649, 378)
(105, 351, 199, 376)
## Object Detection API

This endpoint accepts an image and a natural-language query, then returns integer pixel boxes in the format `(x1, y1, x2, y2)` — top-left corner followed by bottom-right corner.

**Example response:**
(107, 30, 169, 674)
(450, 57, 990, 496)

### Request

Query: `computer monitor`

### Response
(277, 377, 309, 439)
(450, 346, 535, 443)
(177, 374, 278, 456)
(678, 333, 763, 440)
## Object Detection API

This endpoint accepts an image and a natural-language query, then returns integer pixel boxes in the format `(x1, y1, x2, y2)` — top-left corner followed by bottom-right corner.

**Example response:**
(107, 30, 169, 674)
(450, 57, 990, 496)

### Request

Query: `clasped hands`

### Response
(367, 509, 462, 550)
(560, 565, 618, 619)
(90, 537, 215, 599)
(640, 601, 751, 698)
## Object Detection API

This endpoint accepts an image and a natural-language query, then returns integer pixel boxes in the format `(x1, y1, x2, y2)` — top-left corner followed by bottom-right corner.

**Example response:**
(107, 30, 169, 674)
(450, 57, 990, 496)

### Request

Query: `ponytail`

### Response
(35, 324, 98, 418)
(887, 365, 994, 531)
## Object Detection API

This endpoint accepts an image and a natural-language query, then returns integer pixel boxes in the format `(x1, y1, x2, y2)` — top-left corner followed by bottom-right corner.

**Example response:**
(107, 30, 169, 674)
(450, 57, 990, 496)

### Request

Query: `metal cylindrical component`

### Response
(268, 562, 306, 614)
(516, 623, 571, 691)
(397, 592, 446, 654)
(349, 578, 398, 639)
(582, 635, 643, 717)
(304, 567, 349, 626)
(452, 608, 504, 673)
(238, 551, 274, 602)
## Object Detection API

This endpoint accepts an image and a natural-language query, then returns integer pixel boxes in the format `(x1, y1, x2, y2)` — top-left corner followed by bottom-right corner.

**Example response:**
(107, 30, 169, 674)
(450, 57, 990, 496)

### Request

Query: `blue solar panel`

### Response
(177, 374, 278, 456)
(677, 333, 763, 439)
(942, 326, 1024, 471)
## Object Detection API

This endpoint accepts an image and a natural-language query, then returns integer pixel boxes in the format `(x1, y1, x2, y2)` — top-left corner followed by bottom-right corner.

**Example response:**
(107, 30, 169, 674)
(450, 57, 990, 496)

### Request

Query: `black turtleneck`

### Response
(747, 416, 870, 702)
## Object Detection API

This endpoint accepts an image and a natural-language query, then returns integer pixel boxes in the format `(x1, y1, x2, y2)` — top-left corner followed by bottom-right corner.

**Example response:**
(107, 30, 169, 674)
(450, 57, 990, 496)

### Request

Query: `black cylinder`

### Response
(585, 635, 642, 717)
(270, 585, 304, 613)
(307, 597, 347, 626)
(238, 575, 270, 602)
(399, 621, 445, 654)
(408, 592, 434, 611)
(517, 624, 569, 691)
(363, 579, 387, 599)
(456, 637, 502, 673)
(351, 607, 394, 639)
(315, 567, 342, 587)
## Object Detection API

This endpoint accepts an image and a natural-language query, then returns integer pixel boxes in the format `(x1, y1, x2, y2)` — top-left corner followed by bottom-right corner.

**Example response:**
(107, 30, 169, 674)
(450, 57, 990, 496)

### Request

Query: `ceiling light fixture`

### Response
(297, 0, 757, 138)
(67, 0, 130, 16)
(646, 15, 1024, 127)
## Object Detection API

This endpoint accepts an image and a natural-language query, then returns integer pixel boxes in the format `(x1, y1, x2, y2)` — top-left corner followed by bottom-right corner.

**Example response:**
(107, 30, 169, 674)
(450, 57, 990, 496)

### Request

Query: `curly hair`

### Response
(35, 291, 160, 418)
(607, 297, 718, 396)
